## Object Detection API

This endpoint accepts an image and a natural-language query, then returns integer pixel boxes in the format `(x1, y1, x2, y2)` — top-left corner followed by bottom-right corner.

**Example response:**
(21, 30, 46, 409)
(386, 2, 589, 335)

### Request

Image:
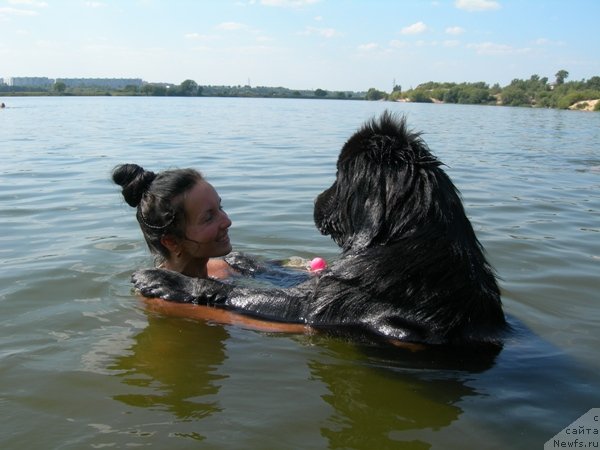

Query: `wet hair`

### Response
(112, 163, 204, 262)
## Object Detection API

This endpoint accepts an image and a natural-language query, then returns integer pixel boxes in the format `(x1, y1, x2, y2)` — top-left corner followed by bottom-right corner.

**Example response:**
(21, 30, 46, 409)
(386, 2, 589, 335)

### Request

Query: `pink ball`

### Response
(310, 257, 327, 272)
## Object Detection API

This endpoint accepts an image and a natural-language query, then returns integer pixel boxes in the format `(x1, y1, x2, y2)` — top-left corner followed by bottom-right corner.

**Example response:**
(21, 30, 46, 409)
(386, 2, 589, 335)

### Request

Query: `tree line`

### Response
(366, 70, 600, 110)
(1, 79, 360, 100)
(127, 82, 357, 99)
(3, 69, 598, 110)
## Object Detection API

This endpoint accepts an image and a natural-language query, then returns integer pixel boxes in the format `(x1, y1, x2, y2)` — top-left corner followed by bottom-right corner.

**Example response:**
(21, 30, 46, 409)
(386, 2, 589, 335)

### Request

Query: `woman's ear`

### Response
(160, 234, 181, 256)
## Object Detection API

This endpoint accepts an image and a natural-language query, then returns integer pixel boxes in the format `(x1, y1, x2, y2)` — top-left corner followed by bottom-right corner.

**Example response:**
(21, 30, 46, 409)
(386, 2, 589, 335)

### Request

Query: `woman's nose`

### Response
(221, 210, 232, 228)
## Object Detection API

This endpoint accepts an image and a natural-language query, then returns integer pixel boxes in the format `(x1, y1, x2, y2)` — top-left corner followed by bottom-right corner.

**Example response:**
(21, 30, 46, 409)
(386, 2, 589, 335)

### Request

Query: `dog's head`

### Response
(314, 111, 468, 251)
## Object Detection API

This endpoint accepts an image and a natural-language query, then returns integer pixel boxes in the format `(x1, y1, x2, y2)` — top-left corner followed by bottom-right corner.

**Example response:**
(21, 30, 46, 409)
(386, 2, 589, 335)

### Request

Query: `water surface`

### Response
(1, 97, 599, 449)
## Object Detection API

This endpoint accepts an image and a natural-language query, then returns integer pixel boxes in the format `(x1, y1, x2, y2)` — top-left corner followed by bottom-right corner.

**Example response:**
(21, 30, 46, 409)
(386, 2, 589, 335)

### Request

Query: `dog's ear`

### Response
(334, 162, 387, 249)
(313, 171, 385, 250)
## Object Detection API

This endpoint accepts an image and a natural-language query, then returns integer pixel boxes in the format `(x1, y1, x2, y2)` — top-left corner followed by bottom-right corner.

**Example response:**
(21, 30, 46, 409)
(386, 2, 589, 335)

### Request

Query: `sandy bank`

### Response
(569, 99, 599, 111)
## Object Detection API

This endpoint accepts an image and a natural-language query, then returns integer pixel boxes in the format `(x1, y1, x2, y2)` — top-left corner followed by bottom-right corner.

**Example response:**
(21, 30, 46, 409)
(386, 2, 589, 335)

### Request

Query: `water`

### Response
(1, 96, 599, 449)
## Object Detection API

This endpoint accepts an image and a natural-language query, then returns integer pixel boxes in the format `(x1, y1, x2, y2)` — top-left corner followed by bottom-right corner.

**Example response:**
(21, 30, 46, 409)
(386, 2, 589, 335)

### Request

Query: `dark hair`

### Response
(112, 163, 204, 261)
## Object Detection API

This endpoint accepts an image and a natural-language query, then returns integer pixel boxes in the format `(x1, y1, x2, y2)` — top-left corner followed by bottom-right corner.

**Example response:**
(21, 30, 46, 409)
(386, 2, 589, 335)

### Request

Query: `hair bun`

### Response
(112, 164, 156, 207)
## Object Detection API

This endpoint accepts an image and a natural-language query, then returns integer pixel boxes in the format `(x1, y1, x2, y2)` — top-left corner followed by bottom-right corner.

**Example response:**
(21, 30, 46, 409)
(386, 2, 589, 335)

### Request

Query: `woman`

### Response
(113, 163, 309, 332)
(112, 164, 234, 280)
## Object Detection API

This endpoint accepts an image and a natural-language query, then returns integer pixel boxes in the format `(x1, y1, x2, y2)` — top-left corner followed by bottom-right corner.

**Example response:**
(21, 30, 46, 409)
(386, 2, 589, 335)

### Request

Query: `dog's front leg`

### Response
(132, 268, 314, 323)
(131, 268, 233, 304)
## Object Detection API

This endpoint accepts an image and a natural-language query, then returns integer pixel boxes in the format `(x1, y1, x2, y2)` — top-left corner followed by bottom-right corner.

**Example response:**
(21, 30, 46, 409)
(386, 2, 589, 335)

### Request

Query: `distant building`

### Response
(4, 77, 53, 87)
(3, 77, 144, 89)
(57, 78, 143, 89)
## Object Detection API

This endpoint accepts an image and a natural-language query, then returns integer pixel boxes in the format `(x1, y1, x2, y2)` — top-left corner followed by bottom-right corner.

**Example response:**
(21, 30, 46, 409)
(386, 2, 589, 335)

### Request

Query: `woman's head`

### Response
(112, 164, 231, 265)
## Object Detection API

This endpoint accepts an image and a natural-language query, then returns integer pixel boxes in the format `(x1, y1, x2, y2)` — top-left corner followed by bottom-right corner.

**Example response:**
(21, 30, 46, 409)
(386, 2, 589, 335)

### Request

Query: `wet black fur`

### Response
(133, 112, 508, 345)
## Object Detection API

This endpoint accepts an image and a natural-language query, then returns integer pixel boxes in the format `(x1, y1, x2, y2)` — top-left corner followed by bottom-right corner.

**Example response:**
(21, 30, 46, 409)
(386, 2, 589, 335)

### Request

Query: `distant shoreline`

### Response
(2, 92, 599, 112)
(2, 71, 599, 111)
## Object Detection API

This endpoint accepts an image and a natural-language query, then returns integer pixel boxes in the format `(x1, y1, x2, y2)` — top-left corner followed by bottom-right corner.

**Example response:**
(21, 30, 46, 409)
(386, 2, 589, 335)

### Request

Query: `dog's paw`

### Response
(224, 251, 265, 276)
(131, 268, 196, 302)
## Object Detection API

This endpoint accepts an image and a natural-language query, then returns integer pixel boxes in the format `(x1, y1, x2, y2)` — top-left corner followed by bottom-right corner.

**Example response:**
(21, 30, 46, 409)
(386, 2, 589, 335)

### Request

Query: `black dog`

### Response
(133, 112, 508, 345)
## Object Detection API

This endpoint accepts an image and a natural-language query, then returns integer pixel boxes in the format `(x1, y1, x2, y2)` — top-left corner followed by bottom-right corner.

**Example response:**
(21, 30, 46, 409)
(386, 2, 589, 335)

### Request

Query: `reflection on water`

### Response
(309, 342, 491, 450)
(111, 314, 229, 426)
(102, 307, 600, 449)
(107, 306, 507, 448)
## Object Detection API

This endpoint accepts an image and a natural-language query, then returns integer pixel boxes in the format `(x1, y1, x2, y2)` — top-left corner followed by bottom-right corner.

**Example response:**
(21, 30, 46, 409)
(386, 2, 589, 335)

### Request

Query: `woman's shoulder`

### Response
(207, 258, 236, 279)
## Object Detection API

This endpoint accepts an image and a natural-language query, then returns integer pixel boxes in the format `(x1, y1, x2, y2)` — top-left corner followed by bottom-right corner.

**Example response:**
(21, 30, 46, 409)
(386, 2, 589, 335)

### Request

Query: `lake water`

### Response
(1, 96, 599, 449)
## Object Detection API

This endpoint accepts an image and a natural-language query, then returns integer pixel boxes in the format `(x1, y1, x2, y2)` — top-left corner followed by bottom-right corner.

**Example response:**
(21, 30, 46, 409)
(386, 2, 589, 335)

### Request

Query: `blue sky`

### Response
(1, 0, 599, 91)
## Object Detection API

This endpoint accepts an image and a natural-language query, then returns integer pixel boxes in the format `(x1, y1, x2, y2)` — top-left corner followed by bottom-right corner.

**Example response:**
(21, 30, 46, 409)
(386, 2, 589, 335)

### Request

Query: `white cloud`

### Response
(468, 42, 510, 54)
(299, 26, 339, 38)
(446, 26, 465, 35)
(260, 0, 320, 7)
(216, 22, 248, 31)
(35, 39, 60, 49)
(0, 7, 38, 17)
(534, 38, 565, 46)
(455, 0, 500, 12)
(389, 40, 408, 48)
(317, 27, 337, 38)
(185, 33, 219, 41)
(401, 21, 428, 35)
(84, 2, 106, 8)
(443, 40, 461, 47)
(468, 41, 530, 55)
(416, 40, 435, 47)
(357, 42, 378, 52)
(8, 0, 47, 6)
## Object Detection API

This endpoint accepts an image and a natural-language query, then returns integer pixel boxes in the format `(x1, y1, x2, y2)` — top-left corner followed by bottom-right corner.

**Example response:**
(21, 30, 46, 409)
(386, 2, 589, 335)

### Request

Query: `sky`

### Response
(1, 0, 599, 92)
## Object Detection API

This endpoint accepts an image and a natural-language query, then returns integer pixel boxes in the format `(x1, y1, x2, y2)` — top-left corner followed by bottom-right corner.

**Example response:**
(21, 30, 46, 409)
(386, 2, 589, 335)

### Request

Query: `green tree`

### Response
(586, 76, 600, 90)
(501, 86, 529, 106)
(142, 84, 167, 96)
(123, 84, 139, 94)
(555, 70, 569, 85)
(314, 88, 328, 97)
(53, 81, 66, 94)
(141, 84, 154, 95)
(409, 90, 432, 103)
(442, 87, 459, 103)
(365, 88, 386, 100)
(179, 79, 199, 96)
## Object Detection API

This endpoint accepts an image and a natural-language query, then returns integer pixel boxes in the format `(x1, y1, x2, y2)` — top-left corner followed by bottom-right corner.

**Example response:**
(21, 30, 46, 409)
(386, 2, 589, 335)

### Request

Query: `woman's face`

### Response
(180, 180, 232, 258)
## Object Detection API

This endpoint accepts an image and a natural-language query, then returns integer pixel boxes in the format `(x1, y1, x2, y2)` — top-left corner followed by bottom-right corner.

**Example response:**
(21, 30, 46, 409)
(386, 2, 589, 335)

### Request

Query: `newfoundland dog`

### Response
(133, 111, 508, 346)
